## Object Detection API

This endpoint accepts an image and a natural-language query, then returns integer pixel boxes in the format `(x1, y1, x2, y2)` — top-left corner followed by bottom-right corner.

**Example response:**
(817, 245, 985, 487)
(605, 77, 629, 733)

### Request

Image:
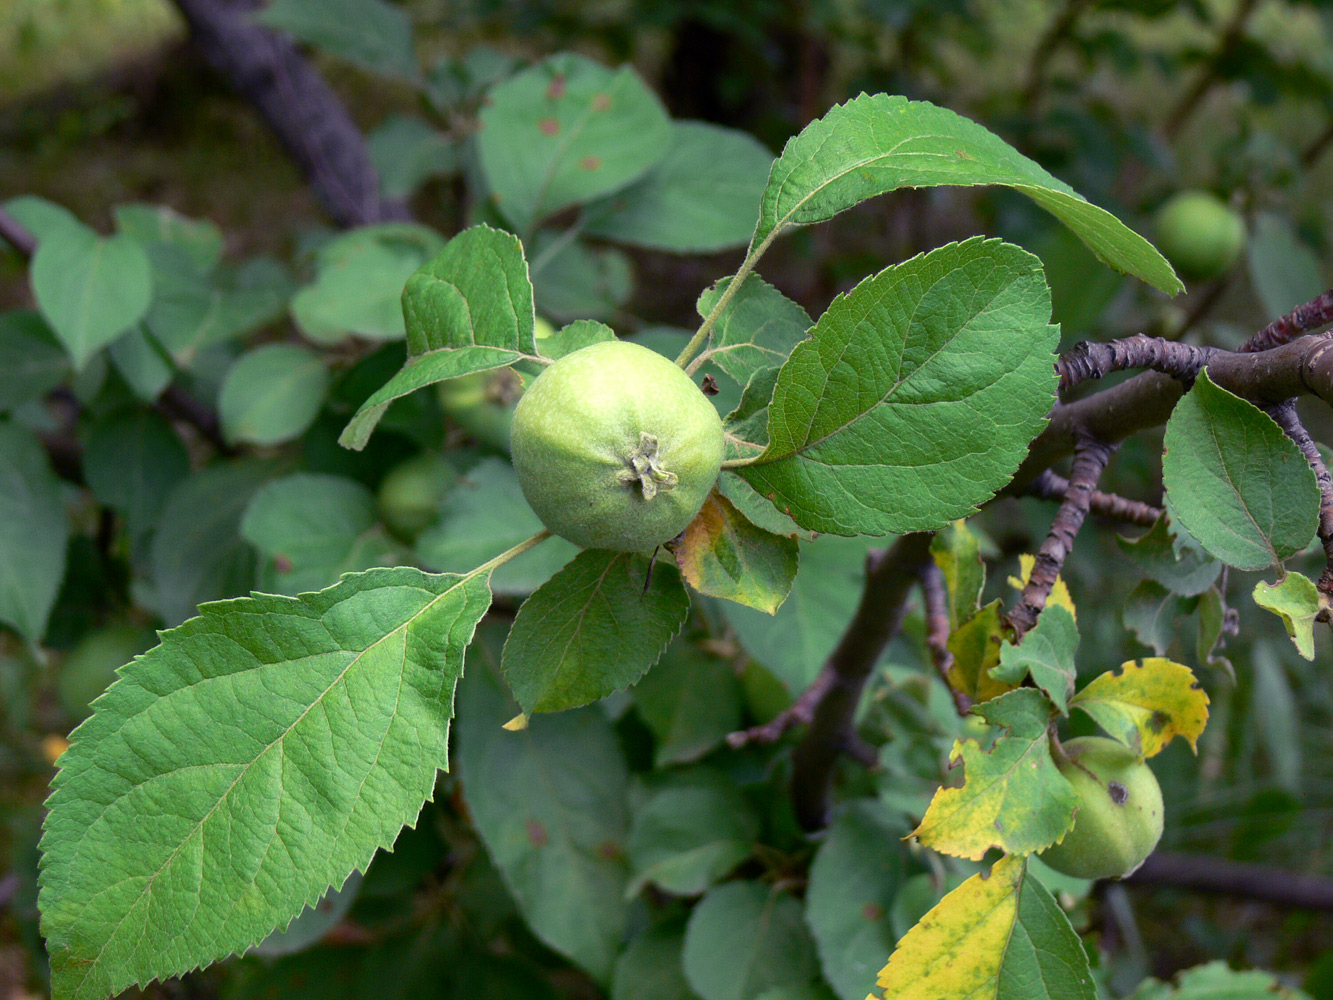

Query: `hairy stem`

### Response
(678, 228, 781, 373)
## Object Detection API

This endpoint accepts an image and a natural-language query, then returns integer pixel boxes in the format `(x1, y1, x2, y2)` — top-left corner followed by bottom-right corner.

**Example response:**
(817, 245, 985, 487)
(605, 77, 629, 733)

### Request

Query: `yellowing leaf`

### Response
(1253, 573, 1324, 662)
(872, 855, 1025, 999)
(674, 490, 799, 614)
(911, 690, 1078, 860)
(1008, 553, 1076, 621)
(1070, 658, 1209, 757)
(946, 600, 1013, 705)
(931, 520, 985, 629)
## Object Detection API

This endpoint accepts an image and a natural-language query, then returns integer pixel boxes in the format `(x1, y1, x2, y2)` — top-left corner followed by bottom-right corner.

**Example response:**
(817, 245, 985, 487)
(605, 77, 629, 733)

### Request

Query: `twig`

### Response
(1026, 469, 1162, 527)
(918, 563, 971, 716)
(789, 533, 934, 830)
(157, 383, 236, 455)
(1058, 334, 1215, 393)
(1264, 401, 1333, 602)
(1125, 850, 1333, 911)
(1020, 0, 1094, 112)
(1163, 0, 1260, 140)
(1301, 118, 1333, 169)
(0, 204, 38, 256)
(1241, 287, 1333, 353)
(1007, 436, 1116, 637)
(727, 667, 837, 749)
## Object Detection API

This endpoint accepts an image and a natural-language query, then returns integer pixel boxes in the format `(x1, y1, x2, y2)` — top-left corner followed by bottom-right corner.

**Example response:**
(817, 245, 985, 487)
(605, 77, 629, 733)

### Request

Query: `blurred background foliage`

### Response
(1, 1, 1332, 998)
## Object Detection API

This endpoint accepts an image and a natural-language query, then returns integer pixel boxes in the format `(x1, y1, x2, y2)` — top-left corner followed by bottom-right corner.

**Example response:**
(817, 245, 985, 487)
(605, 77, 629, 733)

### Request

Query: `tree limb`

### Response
(1125, 850, 1333, 911)
(1025, 469, 1162, 527)
(1265, 400, 1333, 602)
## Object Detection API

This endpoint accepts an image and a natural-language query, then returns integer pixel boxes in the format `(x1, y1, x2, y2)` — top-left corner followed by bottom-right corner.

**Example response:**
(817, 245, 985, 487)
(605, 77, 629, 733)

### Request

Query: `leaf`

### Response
(82, 409, 190, 540)
(256, 0, 417, 79)
(721, 366, 781, 461)
(1069, 658, 1210, 757)
(414, 457, 578, 595)
(502, 549, 690, 714)
(39, 565, 493, 1000)
(219, 343, 329, 446)
(31, 222, 153, 369)
(804, 801, 908, 1000)
(1116, 515, 1221, 598)
(456, 643, 630, 983)
(1121, 580, 1198, 657)
(534, 318, 617, 360)
(149, 462, 270, 627)
(674, 490, 799, 614)
(530, 233, 634, 322)
(1008, 554, 1077, 620)
(1252, 573, 1325, 662)
(1162, 371, 1320, 572)
(739, 238, 1058, 536)
(752, 92, 1180, 295)
(113, 203, 223, 272)
(946, 600, 1012, 704)
(478, 52, 671, 233)
(1194, 587, 1235, 679)
(3, 195, 84, 245)
(626, 784, 760, 897)
(1246, 213, 1325, 319)
(291, 224, 445, 344)
(683, 881, 820, 1000)
(1126, 960, 1315, 1000)
(0, 421, 69, 643)
(871, 856, 1096, 1000)
(911, 689, 1078, 860)
(631, 640, 744, 767)
(584, 121, 773, 253)
(991, 605, 1078, 714)
(241, 473, 399, 595)
(720, 534, 884, 692)
(108, 324, 174, 401)
(341, 225, 539, 450)
(0, 311, 71, 412)
(696, 275, 812, 389)
(613, 919, 702, 1000)
(931, 520, 985, 629)
(366, 115, 458, 199)
(249, 871, 363, 958)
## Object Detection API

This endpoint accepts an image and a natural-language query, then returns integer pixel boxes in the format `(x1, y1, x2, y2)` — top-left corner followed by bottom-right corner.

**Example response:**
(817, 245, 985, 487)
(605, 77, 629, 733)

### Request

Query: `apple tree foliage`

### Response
(2, 6, 1332, 1000)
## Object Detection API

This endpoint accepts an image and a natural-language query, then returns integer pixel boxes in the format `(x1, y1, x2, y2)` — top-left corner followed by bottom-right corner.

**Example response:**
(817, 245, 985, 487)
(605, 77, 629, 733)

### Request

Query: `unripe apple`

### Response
(1037, 736, 1164, 879)
(1154, 191, 1245, 282)
(376, 452, 457, 539)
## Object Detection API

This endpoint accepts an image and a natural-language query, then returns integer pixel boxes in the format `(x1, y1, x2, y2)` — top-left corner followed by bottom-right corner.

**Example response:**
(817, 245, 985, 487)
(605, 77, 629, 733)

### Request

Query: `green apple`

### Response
(1154, 191, 1245, 282)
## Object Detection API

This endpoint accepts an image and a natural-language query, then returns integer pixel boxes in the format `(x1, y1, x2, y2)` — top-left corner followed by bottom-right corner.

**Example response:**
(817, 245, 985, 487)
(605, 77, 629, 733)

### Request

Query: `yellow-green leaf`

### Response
(1253, 573, 1325, 662)
(945, 600, 1012, 705)
(1008, 554, 1076, 621)
(674, 490, 799, 614)
(1069, 658, 1209, 757)
(931, 520, 985, 629)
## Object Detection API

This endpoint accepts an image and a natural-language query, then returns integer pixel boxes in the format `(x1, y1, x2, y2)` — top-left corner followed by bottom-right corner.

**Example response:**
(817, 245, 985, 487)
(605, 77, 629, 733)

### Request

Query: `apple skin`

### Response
(1037, 736, 1164, 880)
(376, 453, 457, 539)
(509, 340, 723, 552)
(1154, 191, 1245, 282)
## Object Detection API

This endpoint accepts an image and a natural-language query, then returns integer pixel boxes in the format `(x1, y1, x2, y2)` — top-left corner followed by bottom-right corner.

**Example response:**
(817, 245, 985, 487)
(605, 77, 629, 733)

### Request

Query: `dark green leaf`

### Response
(632, 640, 744, 767)
(219, 343, 329, 446)
(256, 0, 417, 79)
(0, 311, 70, 412)
(0, 421, 69, 643)
(82, 409, 190, 539)
(683, 882, 820, 1000)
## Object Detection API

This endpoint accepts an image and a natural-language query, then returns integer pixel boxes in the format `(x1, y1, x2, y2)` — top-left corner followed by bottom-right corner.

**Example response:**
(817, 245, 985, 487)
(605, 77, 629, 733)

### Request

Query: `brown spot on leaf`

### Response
(592, 92, 612, 111)
(596, 840, 622, 860)
(539, 117, 560, 136)
(1108, 781, 1129, 805)
(546, 75, 566, 100)
(580, 156, 602, 171)
(1147, 710, 1170, 732)
(861, 903, 884, 921)
(526, 819, 548, 846)
(274, 555, 293, 574)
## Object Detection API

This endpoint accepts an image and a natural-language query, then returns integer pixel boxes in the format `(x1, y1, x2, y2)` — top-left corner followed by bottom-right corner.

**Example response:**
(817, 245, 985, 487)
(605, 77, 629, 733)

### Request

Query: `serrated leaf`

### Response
(341, 225, 539, 449)
(82, 409, 190, 540)
(250, 871, 362, 958)
(721, 366, 781, 461)
(626, 784, 760, 897)
(674, 490, 799, 614)
(992, 605, 1078, 714)
(456, 645, 630, 983)
(739, 239, 1058, 536)
(683, 882, 820, 1000)
(753, 93, 1180, 295)
(1126, 960, 1315, 1000)
(631, 641, 744, 767)
(696, 276, 811, 389)
(502, 549, 690, 714)
(39, 565, 493, 1000)
(1117, 515, 1221, 598)
(219, 343, 329, 446)
(536, 318, 617, 360)
(946, 600, 1012, 704)
(478, 53, 671, 233)
(1070, 658, 1210, 756)
(31, 223, 153, 369)
(256, 0, 417, 79)
(0, 421, 69, 643)
(241, 473, 399, 595)
(931, 520, 985, 629)
(872, 856, 1095, 1000)
(1162, 372, 1320, 572)
(0, 311, 71, 412)
(584, 120, 771, 253)
(911, 689, 1077, 860)
(805, 801, 907, 1000)
(1253, 573, 1324, 661)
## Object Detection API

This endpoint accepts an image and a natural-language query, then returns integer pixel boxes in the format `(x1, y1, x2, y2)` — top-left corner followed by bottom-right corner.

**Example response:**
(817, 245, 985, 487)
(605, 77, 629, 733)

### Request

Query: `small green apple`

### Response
(1154, 191, 1245, 282)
